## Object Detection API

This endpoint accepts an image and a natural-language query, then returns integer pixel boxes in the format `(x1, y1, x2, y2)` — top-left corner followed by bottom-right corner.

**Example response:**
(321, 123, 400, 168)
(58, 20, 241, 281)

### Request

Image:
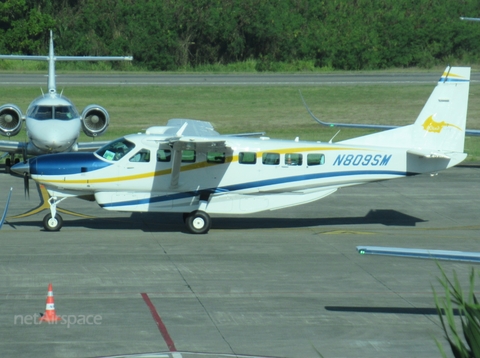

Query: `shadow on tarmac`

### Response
(4, 209, 426, 233)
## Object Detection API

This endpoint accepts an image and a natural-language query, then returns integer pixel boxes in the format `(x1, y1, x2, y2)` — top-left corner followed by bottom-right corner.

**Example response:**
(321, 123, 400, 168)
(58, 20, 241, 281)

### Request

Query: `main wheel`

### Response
(43, 213, 63, 231)
(185, 211, 211, 234)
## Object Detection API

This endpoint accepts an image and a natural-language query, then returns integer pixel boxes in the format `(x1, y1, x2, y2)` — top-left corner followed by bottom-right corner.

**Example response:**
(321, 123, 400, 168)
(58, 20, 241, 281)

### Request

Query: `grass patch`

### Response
(1, 82, 480, 161)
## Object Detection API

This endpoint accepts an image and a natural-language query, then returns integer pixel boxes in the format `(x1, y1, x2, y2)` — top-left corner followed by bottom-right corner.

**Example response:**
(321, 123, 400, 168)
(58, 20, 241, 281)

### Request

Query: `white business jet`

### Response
(0, 30, 132, 170)
(11, 66, 470, 234)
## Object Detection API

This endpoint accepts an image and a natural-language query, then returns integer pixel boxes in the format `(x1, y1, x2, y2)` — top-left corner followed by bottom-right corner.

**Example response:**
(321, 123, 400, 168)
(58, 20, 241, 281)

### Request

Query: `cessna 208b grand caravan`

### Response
(11, 66, 470, 234)
(0, 31, 132, 170)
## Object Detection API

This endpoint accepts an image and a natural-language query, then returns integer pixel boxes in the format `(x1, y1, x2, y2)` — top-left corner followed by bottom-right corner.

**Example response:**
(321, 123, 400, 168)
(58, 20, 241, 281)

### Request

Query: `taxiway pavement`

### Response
(0, 164, 479, 358)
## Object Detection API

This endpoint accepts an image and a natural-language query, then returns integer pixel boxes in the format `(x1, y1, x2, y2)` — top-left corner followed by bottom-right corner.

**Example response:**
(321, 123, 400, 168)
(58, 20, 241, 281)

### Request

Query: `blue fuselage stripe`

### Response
(100, 169, 406, 208)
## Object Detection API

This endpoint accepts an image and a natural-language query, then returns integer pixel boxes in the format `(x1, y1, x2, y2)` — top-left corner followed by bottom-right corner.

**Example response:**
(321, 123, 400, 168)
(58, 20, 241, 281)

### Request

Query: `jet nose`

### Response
(10, 161, 30, 176)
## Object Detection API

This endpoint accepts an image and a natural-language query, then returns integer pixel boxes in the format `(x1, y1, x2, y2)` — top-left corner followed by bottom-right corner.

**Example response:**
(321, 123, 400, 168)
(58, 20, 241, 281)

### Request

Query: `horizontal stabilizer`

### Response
(357, 246, 480, 263)
(406, 149, 451, 159)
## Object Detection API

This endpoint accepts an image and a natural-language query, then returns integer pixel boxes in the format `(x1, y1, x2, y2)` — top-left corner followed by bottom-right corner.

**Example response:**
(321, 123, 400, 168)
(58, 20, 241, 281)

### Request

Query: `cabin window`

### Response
(207, 151, 225, 163)
(182, 150, 196, 163)
(157, 149, 171, 162)
(307, 153, 325, 166)
(239, 152, 257, 164)
(129, 149, 151, 162)
(96, 138, 135, 161)
(262, 152, 280, 165)
(285, 153, 303, 166)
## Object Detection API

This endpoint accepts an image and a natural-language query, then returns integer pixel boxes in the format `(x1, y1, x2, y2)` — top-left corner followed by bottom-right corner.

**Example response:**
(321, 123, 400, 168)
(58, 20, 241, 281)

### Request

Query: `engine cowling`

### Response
(0, 104, 23, 137)
(81, 104, 109, 137)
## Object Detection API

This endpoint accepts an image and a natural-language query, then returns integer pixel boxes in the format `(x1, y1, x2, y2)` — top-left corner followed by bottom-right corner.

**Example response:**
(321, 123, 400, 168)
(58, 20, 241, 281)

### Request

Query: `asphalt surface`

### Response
(2, 71, 480, 86)
(0, 163, 478, 358)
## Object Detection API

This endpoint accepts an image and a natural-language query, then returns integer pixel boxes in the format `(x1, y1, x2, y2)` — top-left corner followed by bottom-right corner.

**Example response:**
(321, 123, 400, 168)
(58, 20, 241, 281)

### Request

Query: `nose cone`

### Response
(26, 117, 81, 153)
(11, 161, 30, 176)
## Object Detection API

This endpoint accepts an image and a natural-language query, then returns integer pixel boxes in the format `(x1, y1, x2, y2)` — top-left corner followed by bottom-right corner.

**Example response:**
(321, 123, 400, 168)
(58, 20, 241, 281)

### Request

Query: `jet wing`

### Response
(0, 140, 25, 154)
(357, 246, 480, 263)
(77, 140, 111, 152)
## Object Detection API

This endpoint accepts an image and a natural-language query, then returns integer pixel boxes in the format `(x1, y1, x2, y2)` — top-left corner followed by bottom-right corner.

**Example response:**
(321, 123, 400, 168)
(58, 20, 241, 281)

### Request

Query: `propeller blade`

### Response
(23, 172, 29, 199)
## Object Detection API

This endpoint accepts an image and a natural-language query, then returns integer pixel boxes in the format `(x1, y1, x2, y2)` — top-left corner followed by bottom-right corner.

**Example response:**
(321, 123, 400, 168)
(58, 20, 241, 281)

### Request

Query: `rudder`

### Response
(411, 66, 470, 153)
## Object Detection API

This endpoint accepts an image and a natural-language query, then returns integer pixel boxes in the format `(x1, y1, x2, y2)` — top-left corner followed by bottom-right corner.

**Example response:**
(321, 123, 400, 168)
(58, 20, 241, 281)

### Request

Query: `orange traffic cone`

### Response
(39, 283, 61, 322)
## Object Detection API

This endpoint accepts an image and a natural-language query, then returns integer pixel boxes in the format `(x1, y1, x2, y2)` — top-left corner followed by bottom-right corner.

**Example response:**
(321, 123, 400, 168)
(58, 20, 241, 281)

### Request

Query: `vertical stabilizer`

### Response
(410, 66, 470, 153)
(340, 66, 470, 155)
(47, 30, 56, 94)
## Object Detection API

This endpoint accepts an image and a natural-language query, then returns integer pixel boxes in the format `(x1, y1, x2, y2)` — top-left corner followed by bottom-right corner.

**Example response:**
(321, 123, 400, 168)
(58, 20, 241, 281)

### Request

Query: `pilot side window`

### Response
(262, 152, 280, 165)
(129, 149, 151, 162)
(207, 151, 225, 163)
(307, 153, 325, 166)
(285, 153, 303, 166)
(30, 106, 53, 120)
(157, 149, 171, 162)
(181, 150, 196, 163)
(96, 138, 135, 161)
(239, 152, 256, 164)
(54, 106, 77, 120)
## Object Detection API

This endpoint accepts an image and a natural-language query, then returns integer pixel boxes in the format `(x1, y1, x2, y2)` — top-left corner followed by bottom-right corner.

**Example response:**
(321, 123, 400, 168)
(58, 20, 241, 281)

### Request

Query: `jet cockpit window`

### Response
(96, 138, 135, 161)
(29, 106, 53, 120)
(54, 106, 78, 120)
(28, 105, 79, 120)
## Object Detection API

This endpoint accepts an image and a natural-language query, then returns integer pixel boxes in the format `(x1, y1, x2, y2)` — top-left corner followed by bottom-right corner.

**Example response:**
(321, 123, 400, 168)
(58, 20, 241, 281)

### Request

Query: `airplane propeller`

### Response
(10, 161, 30, 199)
(23, 172, 29, 199)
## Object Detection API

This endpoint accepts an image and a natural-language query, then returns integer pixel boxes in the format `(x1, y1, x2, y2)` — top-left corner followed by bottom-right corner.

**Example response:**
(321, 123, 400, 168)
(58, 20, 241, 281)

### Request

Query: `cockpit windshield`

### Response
(28, 105, 79, 120)
(95, 138, 136, 161)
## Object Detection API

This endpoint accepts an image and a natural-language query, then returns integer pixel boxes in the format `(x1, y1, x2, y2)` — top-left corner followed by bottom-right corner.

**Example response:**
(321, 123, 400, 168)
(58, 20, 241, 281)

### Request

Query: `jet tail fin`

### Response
(340, 66, 470, 158)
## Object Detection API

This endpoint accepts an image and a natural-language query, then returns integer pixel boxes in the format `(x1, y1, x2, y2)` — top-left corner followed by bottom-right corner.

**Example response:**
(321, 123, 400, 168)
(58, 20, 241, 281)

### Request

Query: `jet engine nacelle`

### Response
(0, 104, 23, 137)
(81, 104, 109, 137)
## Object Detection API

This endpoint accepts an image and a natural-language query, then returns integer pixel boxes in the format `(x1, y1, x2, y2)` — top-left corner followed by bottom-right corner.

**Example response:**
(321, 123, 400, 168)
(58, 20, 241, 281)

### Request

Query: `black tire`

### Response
(43, 213, 63, 231)
(185, 211, 211, 234)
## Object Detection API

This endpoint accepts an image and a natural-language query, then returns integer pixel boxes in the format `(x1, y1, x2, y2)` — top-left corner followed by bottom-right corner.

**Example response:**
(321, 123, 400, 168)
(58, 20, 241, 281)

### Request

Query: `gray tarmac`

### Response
(0, 164, 479, 358)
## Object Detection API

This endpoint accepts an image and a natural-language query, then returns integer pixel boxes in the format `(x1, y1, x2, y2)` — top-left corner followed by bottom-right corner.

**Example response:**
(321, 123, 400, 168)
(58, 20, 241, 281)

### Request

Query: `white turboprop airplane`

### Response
(10, 66, 471, 234)
(0, 30, 132, 170)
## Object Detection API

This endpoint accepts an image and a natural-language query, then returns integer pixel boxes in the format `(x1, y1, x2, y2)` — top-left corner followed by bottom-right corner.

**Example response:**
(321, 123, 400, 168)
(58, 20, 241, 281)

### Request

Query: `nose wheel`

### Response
(43, 196, 66, 231)
(184, 210, 211, 234)
(43, 213, 63, 231)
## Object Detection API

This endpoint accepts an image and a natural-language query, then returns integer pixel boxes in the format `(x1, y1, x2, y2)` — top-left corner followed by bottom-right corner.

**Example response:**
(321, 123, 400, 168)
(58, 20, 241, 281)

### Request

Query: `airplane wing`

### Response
(165, 118, 265, 137)
(357, 246, 480, 263)
(299, 91, 480, 136)
(0, 140, 25, 154)
(77, 140, 111, 152)
(166, 118, 220, 136)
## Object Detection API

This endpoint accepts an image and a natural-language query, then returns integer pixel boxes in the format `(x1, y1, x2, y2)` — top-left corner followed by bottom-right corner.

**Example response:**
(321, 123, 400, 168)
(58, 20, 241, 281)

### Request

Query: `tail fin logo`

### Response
(422, 115, 462, 133)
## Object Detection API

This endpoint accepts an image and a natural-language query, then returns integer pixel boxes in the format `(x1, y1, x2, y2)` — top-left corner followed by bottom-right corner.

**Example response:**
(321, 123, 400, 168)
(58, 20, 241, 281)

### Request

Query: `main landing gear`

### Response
(183, 210, 211, 234)
(43, 196, 66, 231)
